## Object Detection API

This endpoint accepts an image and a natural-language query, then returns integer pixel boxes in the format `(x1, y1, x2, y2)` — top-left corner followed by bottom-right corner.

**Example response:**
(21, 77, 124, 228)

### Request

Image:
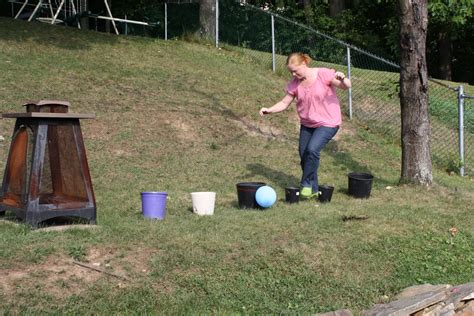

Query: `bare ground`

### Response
(0, 246, 158, 306)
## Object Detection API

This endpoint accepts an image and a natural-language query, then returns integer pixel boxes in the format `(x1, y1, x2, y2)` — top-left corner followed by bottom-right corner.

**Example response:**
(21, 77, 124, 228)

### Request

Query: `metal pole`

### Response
(458, 85, 465, 176)
(48, 0, 54, 18)
(347, 46, 352, 120)
(96, 15, 152, 26)
(215, 0, 219, 48)
(15, 0, 29, 19)
(70, 0, 81, 29)
(29, 0, 43, 22)
(271, 14, 275, 72)
(125, 14, 128, 35)
(164, 2, 167, 40)
(103, 0, 119, 35)
(51, 0, 64, 24)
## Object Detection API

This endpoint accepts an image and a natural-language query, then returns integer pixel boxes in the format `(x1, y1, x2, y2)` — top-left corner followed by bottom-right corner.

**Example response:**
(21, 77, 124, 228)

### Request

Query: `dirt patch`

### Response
(110, 109, 201, 144)
(0, 255, 100, 301)
(85, 246, 157, 279)
(232, 117, 288, 140)
(82, 107, 136, 143)
(164, 115, 199, 143)
(0, 246, 158, 304)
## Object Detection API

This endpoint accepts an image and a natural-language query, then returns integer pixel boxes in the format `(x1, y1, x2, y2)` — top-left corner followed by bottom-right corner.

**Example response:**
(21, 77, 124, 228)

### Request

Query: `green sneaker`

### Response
(300, 187, 320, 199)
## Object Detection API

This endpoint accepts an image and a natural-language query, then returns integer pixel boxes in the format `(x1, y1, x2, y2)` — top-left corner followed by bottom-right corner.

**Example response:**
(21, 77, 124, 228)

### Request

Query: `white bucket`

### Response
(191, 192, 216, 216)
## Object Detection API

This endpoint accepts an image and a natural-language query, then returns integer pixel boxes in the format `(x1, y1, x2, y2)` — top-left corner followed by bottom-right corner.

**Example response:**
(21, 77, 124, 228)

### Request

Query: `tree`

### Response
(302, 0, 314, 24)
(199, 0, 216, 39)
(428, 0, 474, 80)
(329, 0, 345, 16)
(399, 0, 432, 185)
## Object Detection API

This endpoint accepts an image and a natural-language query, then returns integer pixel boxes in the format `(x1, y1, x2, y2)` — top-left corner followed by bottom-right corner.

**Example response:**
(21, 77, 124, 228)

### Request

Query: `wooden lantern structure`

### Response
(0, 100, 96, 228)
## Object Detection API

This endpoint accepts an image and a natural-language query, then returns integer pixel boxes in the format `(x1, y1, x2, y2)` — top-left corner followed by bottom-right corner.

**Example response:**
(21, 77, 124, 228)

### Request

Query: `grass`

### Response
(0, 17, 474, 314)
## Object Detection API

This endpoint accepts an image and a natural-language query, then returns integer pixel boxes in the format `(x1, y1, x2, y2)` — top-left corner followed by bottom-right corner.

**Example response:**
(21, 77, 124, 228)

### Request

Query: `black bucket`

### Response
(348, 172, 374, 198)
(318, 185, 334, 203)
(236, 182, 266, 209)
(285, 187, 300, 203)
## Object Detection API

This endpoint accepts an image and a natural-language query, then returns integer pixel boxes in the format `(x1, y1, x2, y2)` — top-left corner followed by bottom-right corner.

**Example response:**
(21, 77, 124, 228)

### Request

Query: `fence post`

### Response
(458, 85, 465, 176)
(164, 2, 168, 40)
(215, 0, 219, 48)
(124, 15, 128, 35)
(347, 46, 352, 120)
(271, 14, 275, 72)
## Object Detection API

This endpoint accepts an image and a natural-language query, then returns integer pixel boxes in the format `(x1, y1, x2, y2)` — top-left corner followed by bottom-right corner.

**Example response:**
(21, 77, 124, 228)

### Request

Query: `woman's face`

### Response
(287, 63, 306, 80)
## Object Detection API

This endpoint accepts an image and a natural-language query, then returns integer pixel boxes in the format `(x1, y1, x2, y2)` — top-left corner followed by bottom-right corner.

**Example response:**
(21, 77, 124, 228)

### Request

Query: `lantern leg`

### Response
(72, 122, 96, 224)
(24, 124, 48, 228)
(0, 121, 21, 198)
(73, 121, 96, 210)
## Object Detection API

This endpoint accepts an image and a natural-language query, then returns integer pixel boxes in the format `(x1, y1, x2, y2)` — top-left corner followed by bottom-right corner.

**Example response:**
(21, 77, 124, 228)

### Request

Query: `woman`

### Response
(259, 52, 351, 199)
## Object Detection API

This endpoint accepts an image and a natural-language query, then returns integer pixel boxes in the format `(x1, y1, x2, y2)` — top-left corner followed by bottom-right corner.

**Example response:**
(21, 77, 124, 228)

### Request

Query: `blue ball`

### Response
(255, 186, 277, 208)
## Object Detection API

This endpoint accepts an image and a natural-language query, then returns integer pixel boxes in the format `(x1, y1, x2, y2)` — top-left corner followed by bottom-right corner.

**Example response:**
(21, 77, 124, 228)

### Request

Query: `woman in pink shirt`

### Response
(259, 52, 351, 199)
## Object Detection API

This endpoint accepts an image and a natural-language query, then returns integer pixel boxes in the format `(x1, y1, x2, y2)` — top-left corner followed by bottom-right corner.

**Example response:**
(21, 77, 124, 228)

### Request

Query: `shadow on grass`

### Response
(245, 143, 394, 192)
(0, 211, 93, 230)
(245, 163, 300, 189)
(326, 141, 371, 172)
(0, 17, 119, 50)
(0, 210, 22, 225)
(327, 141, 394, 188)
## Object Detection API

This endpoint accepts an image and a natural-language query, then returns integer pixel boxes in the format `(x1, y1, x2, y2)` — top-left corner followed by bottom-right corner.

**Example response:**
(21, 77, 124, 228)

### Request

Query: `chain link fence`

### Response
(219, 0, 472, 176)
(428, 80, 467, 175)
(463, 95, 473, 175)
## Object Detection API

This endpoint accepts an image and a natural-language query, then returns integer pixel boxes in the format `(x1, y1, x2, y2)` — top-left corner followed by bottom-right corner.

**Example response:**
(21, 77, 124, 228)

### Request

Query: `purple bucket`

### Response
(141, 192, 168, 220)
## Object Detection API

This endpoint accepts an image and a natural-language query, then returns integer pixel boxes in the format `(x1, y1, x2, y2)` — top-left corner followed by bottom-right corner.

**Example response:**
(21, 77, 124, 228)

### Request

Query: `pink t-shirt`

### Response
(286, 68, 342, 128)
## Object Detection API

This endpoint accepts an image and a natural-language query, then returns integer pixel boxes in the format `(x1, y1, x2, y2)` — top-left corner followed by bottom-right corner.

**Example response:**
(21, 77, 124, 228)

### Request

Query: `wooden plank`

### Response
(2, 113, 95, 119)
(30, 100, 70, 106)
(364, 288, 449, 316)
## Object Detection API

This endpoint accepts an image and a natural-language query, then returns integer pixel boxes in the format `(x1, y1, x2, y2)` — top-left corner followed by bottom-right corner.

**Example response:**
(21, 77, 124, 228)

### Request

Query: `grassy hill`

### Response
(0, 17, 473, 314)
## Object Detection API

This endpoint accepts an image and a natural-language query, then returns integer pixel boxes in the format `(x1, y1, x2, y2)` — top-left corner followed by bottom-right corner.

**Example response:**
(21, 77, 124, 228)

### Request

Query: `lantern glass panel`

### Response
(39, 124, 88, 205)
(3, 125, 34, 208)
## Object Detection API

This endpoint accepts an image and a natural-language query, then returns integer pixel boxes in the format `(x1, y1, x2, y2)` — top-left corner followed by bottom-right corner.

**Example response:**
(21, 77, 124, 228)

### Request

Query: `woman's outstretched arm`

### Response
(259, 94, 295, 116)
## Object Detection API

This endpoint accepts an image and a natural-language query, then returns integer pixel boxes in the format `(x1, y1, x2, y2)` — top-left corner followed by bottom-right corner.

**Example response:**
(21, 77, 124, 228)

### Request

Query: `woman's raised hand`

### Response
(335, 71, 346, 81)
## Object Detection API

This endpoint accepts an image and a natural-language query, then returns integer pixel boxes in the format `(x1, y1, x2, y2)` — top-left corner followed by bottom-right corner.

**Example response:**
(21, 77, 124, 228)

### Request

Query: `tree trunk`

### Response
(329, 0, 345, 17)
(303, 0, 313, 24)
(302, 0, 316, 47)
(399, 0, 433, 185)
(437, 31, 452, 80)
(199, 0, 216, 40)
(79, 0, 89, 30)
(351, 0, 361, 8)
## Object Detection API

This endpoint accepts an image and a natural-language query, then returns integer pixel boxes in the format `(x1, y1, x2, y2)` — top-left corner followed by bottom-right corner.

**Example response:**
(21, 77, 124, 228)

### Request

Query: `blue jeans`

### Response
(299, 125, 339, 192)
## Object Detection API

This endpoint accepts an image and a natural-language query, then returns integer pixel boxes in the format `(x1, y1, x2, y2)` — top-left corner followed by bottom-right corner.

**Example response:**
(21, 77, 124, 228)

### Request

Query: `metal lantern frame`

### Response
(0, 100, 96, 228)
